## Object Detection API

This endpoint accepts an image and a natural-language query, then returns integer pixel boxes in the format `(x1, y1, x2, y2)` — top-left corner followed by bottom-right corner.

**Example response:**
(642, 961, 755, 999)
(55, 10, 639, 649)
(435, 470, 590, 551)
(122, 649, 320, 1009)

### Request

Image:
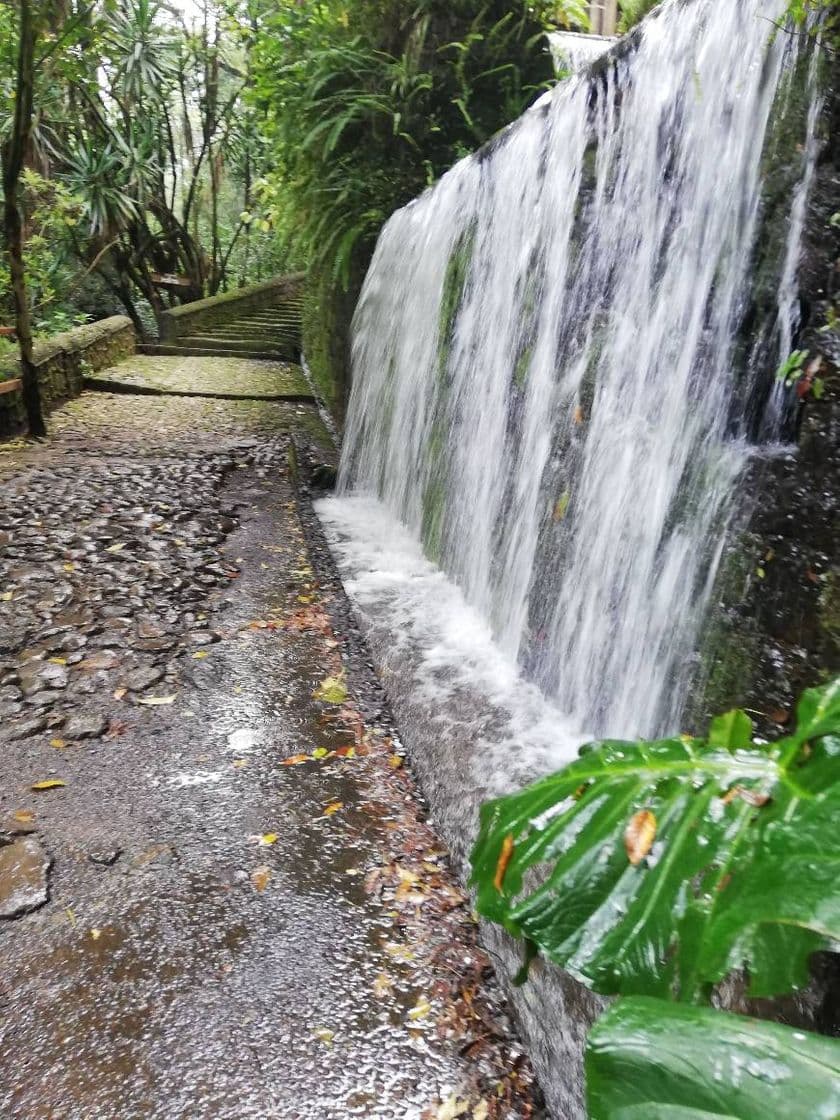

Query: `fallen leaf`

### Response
(335, 746, 356, 759)
(79, 651, 120, 671)
(191, 650, 209, 660)
(281, 753, 310, 766)
(13, 810, 34, 824)
(372, 971, 393, 997)
(493, 833, 515, 893)
(313, 673, 348, 704)
(573, 405, 584, 425)
(473, 1102, 489, 1120)
(105, 719, 129, 739)
(136, 694, 177, 706)
(49, 738, 67, 749)
(31, 779, 66, 791)
(63, 563, 75, 572)
(259, 833, 278, 846)
(232, 758, 249, 769)
(48, 656, 67, 666)
(312, 747, 329, 759)
(323, 801, 343, 816)
(105, 542, 126, 553)
(113, 687, 127, 701)
(251, 865, 271, 892)
(0, 591, 13, 601)
(768, 708, 790, 725)
(407, 996, 432, 1021)
(90, 928, 102, 941)
(384, 942, 415, 962)
(313, 1027, 334, 1047)
(388, 754, 403, 769)
(624, 809, 656, 865)
(436, 1097, 469, 1120)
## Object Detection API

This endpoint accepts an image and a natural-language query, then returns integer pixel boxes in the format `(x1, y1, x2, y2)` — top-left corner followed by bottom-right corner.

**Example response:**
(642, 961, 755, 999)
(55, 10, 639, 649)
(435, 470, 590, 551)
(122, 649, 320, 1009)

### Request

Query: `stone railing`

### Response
(0, 316, 135, 438)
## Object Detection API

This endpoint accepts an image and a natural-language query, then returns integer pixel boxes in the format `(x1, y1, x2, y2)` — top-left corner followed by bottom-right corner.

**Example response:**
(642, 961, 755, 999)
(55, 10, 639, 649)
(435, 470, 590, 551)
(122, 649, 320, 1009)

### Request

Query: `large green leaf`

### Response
(585, 996, 840, 1119)
(469, 678, 840, 1000)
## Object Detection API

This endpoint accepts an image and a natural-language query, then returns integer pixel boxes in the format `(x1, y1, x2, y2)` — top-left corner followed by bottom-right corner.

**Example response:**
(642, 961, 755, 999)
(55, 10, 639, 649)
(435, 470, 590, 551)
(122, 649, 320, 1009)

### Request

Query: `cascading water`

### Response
(316, 5, 823, 1111)
(325, 0, 818, 742)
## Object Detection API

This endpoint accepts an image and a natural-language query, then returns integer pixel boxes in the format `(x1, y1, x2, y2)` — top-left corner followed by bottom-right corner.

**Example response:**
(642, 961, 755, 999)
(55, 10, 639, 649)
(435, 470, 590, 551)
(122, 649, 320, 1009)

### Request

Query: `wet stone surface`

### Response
(85, 354, 312, 398)
(0, 381, 542, 1119)
(0, 835, 51, 919)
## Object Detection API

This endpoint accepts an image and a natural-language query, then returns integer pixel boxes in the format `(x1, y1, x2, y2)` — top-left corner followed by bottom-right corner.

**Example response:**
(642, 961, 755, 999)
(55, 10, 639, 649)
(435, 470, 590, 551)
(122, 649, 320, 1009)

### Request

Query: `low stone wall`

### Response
(158, 274, 305, 343)
(0, 316, 135, 438)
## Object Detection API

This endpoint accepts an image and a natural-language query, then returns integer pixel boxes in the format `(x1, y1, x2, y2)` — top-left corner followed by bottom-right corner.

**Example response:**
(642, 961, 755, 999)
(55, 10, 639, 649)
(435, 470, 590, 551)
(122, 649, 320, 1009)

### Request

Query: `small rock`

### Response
(7, 715, 48, 740)
(124, 665, 164, 692)
(64, 712, 108, 740)
(88, 847, 123, 867)
(0, 836, 51, 919)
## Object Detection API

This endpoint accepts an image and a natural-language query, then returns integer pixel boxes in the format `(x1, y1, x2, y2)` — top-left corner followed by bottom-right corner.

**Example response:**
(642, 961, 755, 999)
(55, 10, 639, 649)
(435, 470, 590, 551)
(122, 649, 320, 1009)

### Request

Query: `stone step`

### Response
(176, 336, 299, 357)
(138, 343, 297, 361)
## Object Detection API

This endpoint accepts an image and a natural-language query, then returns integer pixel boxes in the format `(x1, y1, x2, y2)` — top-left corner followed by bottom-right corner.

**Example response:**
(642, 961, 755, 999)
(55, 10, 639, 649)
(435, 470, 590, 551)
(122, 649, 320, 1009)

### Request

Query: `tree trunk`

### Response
(1, 0, 45, 438)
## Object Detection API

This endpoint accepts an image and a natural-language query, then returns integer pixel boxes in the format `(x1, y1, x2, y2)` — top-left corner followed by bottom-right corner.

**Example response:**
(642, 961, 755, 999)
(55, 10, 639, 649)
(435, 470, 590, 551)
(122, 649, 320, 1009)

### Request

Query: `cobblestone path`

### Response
(0, 374, 542, 1120)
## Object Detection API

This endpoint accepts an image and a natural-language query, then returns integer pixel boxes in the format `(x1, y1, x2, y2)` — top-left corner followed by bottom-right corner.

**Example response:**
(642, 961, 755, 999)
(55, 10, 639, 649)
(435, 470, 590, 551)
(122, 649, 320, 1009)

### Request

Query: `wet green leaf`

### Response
(586, 997, 840, 1119)
(470, 677, 840, 1000)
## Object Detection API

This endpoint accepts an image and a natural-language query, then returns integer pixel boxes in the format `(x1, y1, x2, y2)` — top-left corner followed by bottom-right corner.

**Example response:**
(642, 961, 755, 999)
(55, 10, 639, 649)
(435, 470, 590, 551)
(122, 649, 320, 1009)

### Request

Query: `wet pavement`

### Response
(0, 370, 542, 1120)
(85, 355, 312, 399)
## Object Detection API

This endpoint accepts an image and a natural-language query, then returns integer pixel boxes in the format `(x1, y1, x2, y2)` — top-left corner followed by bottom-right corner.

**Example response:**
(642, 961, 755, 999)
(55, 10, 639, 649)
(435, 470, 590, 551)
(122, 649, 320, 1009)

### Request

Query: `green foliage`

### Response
(250, 0, 554, 288)
(470, 677, 840, 1001)
(586, 998, 840, 1120)
(617, 0, 660, 32)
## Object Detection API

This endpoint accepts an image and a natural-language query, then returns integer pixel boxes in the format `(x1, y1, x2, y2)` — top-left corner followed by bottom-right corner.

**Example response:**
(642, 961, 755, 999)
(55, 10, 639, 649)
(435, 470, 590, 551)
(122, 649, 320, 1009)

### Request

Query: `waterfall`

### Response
(325, 0, 821, 744)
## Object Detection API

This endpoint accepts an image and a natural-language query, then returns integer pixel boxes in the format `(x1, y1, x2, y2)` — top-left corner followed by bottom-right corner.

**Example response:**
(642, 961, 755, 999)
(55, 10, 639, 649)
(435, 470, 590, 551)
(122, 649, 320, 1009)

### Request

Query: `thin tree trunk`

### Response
(2, 0, 45, 438)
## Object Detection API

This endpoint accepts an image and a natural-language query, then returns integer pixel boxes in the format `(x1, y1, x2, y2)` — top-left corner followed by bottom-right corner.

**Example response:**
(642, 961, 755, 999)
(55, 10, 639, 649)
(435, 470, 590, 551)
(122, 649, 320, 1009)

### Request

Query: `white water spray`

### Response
(327, 0, 821, 744)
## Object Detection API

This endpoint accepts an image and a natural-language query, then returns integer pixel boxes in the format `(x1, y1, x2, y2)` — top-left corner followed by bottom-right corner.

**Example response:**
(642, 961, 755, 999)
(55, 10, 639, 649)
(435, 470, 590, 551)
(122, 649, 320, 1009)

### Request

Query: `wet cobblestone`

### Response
(0, 382, 543, 1120)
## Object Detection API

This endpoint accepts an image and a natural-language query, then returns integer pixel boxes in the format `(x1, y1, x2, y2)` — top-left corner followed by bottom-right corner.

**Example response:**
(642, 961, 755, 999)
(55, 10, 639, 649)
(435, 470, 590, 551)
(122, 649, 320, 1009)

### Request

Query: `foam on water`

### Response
(317, 494, 586, 787)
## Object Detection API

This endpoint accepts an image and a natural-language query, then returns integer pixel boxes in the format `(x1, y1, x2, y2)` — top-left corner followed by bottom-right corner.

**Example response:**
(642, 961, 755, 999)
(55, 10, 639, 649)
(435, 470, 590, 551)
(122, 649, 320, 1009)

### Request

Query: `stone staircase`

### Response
(139, 275, 304, 362)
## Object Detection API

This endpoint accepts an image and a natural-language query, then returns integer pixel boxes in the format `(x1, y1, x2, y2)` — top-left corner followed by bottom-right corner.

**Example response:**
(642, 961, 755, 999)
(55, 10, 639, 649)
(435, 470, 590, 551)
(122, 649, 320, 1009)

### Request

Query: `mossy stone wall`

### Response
(0, 316, 136, 439)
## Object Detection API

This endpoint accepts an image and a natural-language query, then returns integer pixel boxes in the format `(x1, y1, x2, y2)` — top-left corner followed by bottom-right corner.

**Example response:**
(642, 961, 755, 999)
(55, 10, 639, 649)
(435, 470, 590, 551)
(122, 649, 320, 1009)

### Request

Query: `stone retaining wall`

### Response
(0, 316, 135, 438)
(158, 274, 305, 343)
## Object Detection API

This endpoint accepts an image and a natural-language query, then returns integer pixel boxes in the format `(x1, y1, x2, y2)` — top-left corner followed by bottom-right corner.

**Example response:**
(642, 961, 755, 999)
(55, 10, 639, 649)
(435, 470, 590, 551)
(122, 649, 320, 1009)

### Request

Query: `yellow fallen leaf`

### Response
(388, 754, 403, 769)
(407, 997, 432, 1021)
(31, 779, 66, 791)
(0, 591, 12, 602)
(313, 673, 348, 704)
(372, 971, 393, 997)
(136, 694, 177, 706)
(313, 1028, 334, 1047)
(50, 738, 67, 749)
(251, 866, 271, 892)
(437, 1097, 470, 1120)
(323, 801, 343, 816)
(48, 657, 67, 665)
(232, 758, 249, 769)
(13, 809, 34, 823)
(113, 687, 127, 700)
(259, 833, 278, 846)
(384, 942, 415, 962)
(105, 542, 126, 553)
(63, 563, 75, 572)
(473, 1103, 489, 1120)
(624, 809, 657, 866)
(191, 650, 209, 660)
(90, 928, 102, 941)
(65, 907, 76, 926)
(312, 747, 329, 759)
